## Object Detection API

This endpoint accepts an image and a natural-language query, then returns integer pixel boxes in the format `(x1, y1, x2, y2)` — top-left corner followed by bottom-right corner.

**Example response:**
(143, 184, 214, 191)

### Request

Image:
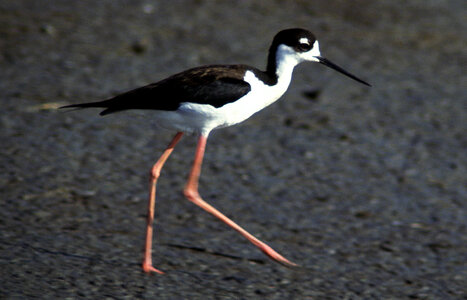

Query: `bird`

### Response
(61, 28, 370, 274)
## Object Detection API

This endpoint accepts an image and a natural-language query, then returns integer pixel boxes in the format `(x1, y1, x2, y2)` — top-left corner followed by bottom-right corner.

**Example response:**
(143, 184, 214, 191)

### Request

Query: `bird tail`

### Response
(59, 99, 114, 115)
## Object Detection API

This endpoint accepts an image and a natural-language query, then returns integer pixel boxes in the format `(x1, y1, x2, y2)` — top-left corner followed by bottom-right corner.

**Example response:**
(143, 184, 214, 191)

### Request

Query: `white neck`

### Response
(274, 45, 303, 89)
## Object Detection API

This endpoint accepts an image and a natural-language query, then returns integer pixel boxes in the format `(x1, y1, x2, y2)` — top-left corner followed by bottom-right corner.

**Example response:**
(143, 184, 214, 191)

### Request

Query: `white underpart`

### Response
(152, 41, 321, 136)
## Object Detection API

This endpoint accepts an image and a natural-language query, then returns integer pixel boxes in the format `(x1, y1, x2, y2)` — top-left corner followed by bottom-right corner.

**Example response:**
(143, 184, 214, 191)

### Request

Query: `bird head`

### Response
(270, 28, 370, 86)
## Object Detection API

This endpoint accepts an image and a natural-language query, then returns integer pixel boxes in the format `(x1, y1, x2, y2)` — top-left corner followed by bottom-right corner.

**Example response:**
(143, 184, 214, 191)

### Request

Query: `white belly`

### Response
(152, 70, 293, 136)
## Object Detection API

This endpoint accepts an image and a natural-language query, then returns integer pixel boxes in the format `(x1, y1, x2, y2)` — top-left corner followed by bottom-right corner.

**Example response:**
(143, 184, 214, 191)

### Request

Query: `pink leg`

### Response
(143, 132, 183, 274)
(183, 135, 297, 267)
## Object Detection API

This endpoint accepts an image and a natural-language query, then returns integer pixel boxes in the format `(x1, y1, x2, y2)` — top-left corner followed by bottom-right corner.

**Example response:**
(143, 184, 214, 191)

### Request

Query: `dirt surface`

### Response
(1, 0, 466, 298)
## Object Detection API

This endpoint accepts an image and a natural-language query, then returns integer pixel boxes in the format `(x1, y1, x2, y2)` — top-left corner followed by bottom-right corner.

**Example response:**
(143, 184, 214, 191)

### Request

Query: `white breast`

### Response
(173, 69, 293, 135)
(215, 70, 292, 127)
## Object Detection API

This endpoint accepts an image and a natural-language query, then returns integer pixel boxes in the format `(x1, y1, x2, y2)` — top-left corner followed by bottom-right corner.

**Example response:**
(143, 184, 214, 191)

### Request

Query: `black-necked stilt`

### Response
(61, 28, 370, 274)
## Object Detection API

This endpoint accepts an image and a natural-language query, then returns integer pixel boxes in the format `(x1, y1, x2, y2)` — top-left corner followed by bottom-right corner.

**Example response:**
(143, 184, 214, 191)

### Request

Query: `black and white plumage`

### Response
(62, 29, 369, 136)
(61, 28, 370, 274)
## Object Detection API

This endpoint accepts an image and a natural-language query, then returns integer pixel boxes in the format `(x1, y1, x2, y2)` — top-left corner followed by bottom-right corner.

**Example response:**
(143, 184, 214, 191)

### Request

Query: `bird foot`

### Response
(142, 262, 165, 274)
(260, 244, 299, 267)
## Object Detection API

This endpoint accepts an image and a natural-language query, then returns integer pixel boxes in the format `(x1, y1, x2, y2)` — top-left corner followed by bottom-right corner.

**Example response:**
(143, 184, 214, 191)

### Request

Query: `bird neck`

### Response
(266, 44, 300, 87)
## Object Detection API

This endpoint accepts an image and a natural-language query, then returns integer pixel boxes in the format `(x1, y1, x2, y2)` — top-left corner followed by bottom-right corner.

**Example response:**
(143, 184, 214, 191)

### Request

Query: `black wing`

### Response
(60, 65, 252, 115)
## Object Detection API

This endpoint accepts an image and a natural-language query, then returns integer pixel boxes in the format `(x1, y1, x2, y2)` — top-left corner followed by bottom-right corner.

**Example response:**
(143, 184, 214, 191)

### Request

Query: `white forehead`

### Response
(309, 40, 320, 58)
(299, 37, 310, 44)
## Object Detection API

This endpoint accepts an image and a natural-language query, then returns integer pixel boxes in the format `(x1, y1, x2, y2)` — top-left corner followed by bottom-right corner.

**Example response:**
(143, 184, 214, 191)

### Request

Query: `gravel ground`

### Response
(1, 0, 466, 299)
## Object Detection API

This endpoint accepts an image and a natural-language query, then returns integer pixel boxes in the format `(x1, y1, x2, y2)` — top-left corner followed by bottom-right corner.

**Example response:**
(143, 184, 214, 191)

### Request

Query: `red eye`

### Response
(299, 43, 311, 51)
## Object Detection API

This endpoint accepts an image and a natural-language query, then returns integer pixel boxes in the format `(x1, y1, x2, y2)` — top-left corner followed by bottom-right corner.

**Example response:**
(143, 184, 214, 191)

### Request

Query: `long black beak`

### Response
(315, 56, 371, 87)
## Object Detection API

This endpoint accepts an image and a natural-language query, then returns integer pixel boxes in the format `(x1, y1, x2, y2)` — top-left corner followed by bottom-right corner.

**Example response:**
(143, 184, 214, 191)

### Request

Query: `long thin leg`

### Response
(183, 135, 297, 267)
(143, 132, 183, 274)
